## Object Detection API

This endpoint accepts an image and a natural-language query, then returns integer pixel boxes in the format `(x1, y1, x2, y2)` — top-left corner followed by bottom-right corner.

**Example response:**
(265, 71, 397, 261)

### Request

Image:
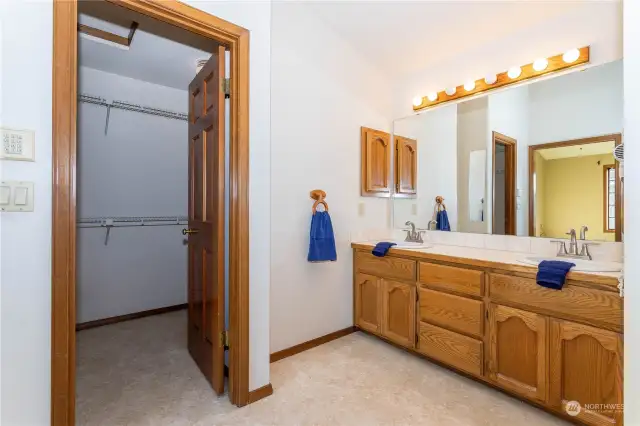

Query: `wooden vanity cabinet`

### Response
(549, 319, 623, 426)
(488, 304, 548, 402)
(352, 246, 624, 426)
(361, 127, 391, 197)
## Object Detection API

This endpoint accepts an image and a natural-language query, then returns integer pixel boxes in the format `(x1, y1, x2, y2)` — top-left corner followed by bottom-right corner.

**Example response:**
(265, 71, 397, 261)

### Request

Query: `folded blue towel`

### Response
(436, 210, 451, 231)
(536, 260, 575, 290)
(307, 211, 337, 262)
(372, 242, 397, 257)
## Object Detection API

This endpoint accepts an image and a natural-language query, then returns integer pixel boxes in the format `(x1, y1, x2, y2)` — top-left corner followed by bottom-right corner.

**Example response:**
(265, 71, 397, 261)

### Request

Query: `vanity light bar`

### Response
(412, 46, 590, 111)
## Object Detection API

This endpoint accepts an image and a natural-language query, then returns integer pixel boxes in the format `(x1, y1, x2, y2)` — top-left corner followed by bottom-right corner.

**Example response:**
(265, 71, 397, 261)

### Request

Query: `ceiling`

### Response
(538, 141, 615, 160)
(78, 1, 213, 90)
(307, 1, 590, 80)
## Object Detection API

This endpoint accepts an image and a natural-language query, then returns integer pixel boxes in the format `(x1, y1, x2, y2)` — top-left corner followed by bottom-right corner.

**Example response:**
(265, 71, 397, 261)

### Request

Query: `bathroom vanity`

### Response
(352, 243, 623, 425)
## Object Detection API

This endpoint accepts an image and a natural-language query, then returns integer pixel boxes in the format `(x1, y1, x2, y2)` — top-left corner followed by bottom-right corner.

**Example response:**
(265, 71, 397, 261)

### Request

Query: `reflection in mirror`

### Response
(392, 60, 623, 242)
(530, 135, 621, 242)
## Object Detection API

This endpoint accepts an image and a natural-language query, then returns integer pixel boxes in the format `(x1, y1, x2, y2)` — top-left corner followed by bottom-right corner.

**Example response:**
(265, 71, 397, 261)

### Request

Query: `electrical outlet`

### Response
(1, 128, 35, 161)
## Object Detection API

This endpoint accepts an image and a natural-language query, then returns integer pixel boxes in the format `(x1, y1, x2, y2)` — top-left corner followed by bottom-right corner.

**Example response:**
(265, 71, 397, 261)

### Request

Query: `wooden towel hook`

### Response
(310, 189, 329, 213)
(435, 196, 446, 211)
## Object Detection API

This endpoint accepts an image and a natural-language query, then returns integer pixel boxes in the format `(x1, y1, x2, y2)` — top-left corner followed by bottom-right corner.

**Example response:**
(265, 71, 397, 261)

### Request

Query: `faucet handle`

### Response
(551, 240, 568, 255)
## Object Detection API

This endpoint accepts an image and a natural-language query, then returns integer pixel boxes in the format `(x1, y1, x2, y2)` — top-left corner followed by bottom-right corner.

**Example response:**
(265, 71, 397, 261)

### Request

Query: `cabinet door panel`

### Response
(550, 319, 623, 426)
(395, 136, 417, 196)
(355, 273, 381, 333)
(381, 279, 416, 347)
(361, 127, 390, 196)
(489, 304, 547, 402)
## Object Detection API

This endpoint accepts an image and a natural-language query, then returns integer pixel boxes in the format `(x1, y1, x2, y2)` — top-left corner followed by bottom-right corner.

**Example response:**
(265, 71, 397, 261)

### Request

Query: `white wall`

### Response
(487, 85, 530, 236)
(0, 2, 271, 423)
(623, 1, 639, 423)
(269, 3, 392, 353)
(392, 2, 622, 118)
(76, 67, 188, 323)
(393, 105, 458, 231)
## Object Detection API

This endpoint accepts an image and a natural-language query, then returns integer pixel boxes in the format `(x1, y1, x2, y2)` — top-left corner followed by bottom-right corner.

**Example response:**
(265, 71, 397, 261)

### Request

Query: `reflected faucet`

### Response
(404, 221, 424, 243)
(580, 225, 588, 240)
(427, 220, 437, 230)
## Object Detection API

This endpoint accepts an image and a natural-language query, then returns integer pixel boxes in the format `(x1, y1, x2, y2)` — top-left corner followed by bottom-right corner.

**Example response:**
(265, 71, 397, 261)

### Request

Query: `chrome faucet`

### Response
(580, 225, 588, 240)
(552, 227, 596, 260)
(404, 221, 425, 243)
(427, 219, 437, 230)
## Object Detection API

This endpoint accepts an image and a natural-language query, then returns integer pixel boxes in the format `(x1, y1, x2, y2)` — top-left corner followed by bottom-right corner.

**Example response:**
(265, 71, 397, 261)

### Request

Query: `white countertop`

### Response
(353, 241, 623, 280)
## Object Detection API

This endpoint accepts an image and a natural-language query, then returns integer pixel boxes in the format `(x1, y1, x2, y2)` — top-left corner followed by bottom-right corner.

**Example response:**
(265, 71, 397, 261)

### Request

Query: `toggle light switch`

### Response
(14, 186, 28, 205)
(0, 186, 10, 205)
(0, 181, 34, 212)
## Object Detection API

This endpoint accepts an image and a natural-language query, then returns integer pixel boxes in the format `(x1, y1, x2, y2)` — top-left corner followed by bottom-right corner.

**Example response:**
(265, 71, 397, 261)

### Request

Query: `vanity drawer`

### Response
(355, 251, 416, 281)
(417, 321, 483, 377)
(489, 273, 623, 330)
(419, 288, 484, 338)
(419, 262, 484, 297)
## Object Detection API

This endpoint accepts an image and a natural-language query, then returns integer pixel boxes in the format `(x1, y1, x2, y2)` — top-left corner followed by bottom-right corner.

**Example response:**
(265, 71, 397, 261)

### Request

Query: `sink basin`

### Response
(392, 241, 431, 249)
(519, 256, 622, 273)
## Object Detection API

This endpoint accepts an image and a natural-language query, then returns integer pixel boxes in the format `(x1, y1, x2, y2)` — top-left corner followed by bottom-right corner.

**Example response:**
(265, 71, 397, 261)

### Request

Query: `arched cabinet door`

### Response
(488, 304, 548, 402)
(549, 319, 623, 426)
(395, 136, 417, 196)
(355, 273, 382, 333)
(380, 279, 416, 348)
(361, 127, 391, 196)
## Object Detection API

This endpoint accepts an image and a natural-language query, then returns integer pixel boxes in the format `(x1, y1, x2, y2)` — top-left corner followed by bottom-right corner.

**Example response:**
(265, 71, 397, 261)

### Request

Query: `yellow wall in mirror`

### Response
(535, 153, 615, 241)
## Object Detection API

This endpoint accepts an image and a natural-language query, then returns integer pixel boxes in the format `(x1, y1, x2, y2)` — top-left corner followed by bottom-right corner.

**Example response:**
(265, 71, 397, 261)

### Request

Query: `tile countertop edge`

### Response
(351, 242, 622, 290)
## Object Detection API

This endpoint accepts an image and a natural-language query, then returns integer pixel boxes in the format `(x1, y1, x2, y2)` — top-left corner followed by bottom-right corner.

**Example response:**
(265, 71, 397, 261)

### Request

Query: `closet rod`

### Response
(78, 93, 189, 135)
(77, 215, 188, 227)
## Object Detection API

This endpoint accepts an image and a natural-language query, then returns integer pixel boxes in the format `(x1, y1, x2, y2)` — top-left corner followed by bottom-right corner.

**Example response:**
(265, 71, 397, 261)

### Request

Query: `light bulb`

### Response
(533, 58, 548, 72)
(464, 80, 476, 91)
(563, 48, 580, 63)
(484, 74, 497, 85)
(507, 66, 522, 79)
(413, 97, 423, 107)
(445, 87, 456, 96)
(427, 92, 438, 102)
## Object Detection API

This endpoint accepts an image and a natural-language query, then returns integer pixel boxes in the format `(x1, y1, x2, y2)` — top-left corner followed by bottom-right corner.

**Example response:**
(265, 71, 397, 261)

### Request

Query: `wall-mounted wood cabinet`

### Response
(394, 136, 417, 197)
(361, 127, 391, 197)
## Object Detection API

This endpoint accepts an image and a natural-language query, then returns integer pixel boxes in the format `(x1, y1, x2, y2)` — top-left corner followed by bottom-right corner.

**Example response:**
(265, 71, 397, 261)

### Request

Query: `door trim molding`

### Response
(52, 1, 251, 424)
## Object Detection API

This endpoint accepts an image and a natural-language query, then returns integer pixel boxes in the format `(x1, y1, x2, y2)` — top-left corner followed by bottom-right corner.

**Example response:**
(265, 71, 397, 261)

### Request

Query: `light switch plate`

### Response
(1, 127, 35, 161)
(0, 181, 34, 212)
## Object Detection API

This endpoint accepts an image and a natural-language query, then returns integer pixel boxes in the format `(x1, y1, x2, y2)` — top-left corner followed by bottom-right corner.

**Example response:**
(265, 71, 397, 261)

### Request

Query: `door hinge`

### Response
(220, 330, 229, 348)
(222, 78, 231, 99)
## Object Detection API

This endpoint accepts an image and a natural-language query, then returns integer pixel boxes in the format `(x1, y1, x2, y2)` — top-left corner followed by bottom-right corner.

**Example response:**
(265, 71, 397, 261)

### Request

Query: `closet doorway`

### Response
(51, 1, 251, 424)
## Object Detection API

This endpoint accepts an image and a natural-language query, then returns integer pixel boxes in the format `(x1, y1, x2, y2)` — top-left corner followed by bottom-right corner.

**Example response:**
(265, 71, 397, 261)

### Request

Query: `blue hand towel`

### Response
(436, 210, 451, 231)
(307, 211, 337, 262)
(536, 260, 575, 290)
(372, 242, 397, 257)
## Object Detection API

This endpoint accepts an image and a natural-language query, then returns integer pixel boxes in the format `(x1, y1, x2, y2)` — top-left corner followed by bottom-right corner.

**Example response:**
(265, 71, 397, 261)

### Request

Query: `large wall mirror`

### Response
(392, 59, 623, 242)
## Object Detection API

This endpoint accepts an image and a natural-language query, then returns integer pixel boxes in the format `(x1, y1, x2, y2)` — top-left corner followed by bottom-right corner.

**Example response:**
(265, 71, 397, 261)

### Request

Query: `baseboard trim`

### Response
(76, 303, 188, 331)
(270, 326, 357, 363)
(247, 383, 273, 403)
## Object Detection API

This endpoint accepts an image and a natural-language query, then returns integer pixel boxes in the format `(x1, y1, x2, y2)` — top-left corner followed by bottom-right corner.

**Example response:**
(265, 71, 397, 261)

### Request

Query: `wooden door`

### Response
(492, 131, 517, 235)
(549, 319, 623, 426)
(381, 279, 416, 347)
(488, 304, 548, 402)
(186, 46, 226, 394)
(395, 136, 417, 196)
(361, 127, 390, 196)
(355, 273, 382, 333)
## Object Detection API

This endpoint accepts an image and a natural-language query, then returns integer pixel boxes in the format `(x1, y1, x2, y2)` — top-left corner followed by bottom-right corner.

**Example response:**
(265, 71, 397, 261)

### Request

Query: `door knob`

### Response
(182, 228, 199, 235)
